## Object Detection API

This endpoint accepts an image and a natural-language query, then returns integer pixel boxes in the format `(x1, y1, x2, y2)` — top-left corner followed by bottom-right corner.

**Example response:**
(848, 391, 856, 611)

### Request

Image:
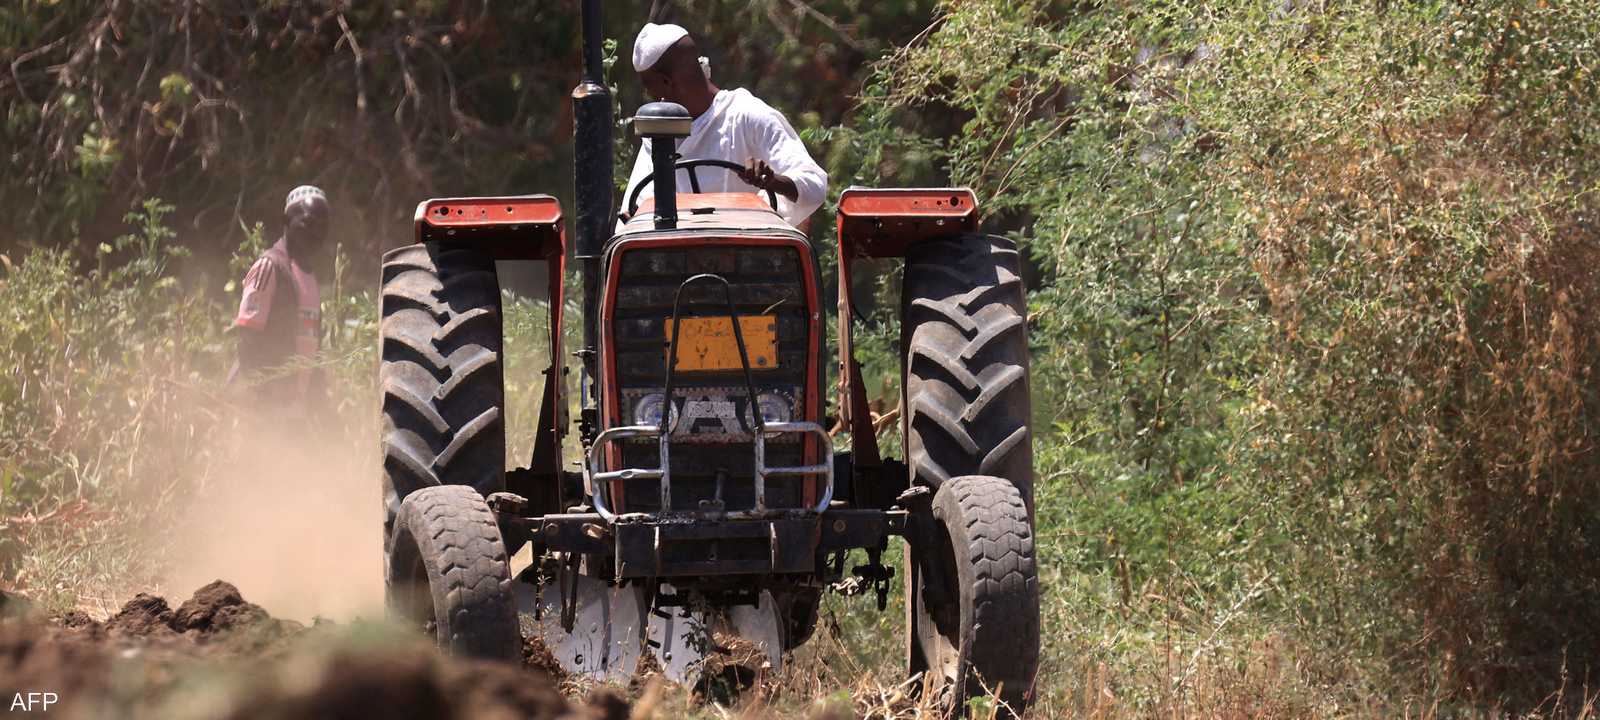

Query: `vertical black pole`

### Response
(650, 139, 678, 230)
(572, 0, 613, 445)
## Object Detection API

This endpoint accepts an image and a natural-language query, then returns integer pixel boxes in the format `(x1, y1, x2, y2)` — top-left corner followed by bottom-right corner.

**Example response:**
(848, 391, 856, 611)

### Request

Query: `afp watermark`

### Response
(8, 692, 58, 712)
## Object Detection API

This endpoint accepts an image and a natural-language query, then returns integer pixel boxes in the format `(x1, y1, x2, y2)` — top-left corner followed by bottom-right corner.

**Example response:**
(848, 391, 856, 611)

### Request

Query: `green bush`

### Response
(826, 0, 1600, 712)
(0, 200, 225, 607)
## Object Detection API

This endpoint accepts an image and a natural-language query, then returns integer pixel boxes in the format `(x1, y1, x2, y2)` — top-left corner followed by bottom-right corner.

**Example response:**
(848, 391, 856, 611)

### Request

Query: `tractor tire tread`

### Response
(389, 485, 519, 660)
(379, 243, 506, 545)
(903, 234, 1034, 509)
(934, 475, 1040, 714)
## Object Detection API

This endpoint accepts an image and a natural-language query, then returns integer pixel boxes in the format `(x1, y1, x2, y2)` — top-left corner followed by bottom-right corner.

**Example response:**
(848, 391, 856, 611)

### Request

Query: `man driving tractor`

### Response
(623, 22, 828, 228)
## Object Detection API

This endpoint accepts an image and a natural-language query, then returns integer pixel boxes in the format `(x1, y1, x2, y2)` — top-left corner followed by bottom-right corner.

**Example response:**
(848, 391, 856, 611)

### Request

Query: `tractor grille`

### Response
(610, 245, 811, 513)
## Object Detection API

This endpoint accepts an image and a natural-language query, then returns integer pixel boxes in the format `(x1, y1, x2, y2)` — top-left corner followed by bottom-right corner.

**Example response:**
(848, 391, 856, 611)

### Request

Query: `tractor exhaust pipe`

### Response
(573, 0, 611, 262)
(572, 0, 611, 443)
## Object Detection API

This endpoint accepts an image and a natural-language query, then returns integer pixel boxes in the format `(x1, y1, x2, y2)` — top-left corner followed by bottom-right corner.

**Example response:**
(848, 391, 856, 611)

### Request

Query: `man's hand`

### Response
(738, 158, 800, 202)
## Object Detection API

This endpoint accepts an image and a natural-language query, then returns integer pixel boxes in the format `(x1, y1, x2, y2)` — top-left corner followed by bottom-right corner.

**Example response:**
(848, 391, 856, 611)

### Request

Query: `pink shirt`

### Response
(234, 241, 320, 391)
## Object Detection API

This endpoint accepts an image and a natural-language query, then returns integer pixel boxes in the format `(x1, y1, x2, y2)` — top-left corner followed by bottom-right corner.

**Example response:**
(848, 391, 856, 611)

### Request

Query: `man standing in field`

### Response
(624, 22, 829, 229)
(229, 185, 328, 409)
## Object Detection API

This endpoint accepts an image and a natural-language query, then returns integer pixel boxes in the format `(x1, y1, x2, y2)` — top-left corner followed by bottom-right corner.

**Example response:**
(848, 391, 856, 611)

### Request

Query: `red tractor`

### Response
(378, 2, 1038, 714)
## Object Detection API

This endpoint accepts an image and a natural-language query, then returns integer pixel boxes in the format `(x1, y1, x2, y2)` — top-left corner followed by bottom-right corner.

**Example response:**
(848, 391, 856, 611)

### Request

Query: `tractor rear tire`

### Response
(909, 476, 1039, 716)
(386, 484, 521, 660)
(379, 243, 506, 552)
(901, 234, 1033, 509)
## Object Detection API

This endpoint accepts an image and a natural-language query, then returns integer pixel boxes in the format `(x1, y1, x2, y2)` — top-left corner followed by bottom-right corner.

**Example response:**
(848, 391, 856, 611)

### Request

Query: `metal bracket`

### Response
(558, 553, 581, 632)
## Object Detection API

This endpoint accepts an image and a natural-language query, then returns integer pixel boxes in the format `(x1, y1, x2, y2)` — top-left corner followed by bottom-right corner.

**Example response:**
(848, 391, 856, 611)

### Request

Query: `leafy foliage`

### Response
(0, 0, 935, 277)
(0, 200, 221, 606)
(835, 0, 1600, 711)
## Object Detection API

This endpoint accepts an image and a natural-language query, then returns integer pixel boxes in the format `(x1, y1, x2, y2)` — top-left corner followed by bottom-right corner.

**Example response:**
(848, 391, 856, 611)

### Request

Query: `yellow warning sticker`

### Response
(666, 316, 778, 371)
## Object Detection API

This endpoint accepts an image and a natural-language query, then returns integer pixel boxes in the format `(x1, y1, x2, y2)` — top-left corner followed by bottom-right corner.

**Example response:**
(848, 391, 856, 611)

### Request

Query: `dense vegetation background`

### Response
(0, 0, 930, 272)
(5, 0, 1600, 716)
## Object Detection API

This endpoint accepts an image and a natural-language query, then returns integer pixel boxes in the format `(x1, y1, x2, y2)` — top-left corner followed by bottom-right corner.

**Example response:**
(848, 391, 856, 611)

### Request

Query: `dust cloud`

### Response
(155, 413, 384, 623)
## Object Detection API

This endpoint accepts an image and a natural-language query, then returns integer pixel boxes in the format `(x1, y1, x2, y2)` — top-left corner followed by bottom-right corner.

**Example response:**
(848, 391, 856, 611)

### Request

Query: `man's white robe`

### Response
(624, 88, 828, 227)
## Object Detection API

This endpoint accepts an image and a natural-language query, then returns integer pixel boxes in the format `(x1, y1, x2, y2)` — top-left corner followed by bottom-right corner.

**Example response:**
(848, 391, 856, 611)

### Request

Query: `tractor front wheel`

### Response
(386, 484, 521, 660)
(908, 475, 1039, 716)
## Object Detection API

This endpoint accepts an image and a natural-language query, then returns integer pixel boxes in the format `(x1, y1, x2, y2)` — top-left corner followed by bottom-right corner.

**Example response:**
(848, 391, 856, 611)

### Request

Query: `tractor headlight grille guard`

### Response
(586, 273, 832, 522)
(585, 421, 833, 522)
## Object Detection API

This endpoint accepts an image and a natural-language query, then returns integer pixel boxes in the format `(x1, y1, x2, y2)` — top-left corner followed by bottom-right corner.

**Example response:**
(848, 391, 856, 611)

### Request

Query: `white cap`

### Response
(284, 185, 327, 212)
(633, 22, 689, 72)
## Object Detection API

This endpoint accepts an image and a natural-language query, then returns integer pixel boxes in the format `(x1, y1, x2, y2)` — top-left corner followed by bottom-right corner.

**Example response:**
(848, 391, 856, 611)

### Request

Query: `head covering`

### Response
(633, 22, 689, 72)
(284, 185, 327, 213)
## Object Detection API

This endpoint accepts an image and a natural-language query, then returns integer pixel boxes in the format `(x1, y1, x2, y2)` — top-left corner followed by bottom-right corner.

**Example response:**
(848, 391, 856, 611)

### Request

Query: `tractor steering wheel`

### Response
(625, 158, 781, 218)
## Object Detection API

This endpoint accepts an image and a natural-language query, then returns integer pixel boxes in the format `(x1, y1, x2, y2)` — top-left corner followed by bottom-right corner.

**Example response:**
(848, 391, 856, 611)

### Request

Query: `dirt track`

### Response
(0, 581, 629, 720)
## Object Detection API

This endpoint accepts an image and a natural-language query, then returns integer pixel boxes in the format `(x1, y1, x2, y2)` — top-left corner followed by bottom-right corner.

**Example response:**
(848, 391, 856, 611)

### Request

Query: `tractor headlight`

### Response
(749, 392, 792, 426)
(632, 393, 673, 428)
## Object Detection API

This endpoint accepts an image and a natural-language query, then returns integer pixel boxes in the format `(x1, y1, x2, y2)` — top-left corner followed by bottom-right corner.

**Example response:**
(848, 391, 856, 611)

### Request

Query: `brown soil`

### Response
(524, 632, 569, 681)
(0, 581, 628, 720)
(0, 587, 31, 617)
